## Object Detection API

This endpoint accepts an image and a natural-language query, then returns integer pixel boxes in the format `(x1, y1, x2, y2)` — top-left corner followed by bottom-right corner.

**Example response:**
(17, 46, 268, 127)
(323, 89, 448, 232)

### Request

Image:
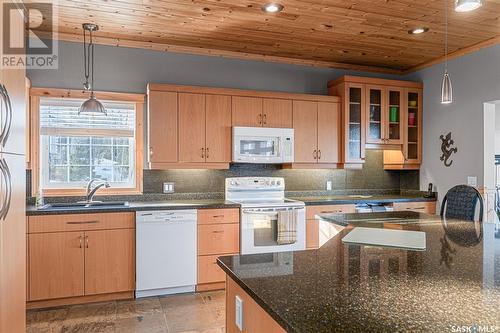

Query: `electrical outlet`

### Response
(163, 182, 175, 194)
(235, 295, 243, 331)
(467, 176, 477, 187)
(326, 180, 333, 191)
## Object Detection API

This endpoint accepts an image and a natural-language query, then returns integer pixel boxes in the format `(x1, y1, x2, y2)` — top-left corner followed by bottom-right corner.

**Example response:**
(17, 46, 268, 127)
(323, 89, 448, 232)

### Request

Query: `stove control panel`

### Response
(225, 177, 285, 191)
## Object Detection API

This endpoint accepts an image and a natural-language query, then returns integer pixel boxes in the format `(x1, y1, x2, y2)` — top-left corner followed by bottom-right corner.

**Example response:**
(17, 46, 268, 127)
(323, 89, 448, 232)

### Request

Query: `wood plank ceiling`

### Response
(28, 0, 500, 73)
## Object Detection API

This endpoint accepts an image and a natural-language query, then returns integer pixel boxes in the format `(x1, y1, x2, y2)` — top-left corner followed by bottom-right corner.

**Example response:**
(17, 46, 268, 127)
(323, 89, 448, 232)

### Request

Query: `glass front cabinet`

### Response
(404, 88, 422, 164)
(365, 86, 403, 147)
(328, 76, 422, 170)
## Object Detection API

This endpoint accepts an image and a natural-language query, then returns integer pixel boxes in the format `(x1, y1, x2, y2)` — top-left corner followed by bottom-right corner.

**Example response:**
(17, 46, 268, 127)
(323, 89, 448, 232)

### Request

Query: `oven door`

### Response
(241, 206, 305, 255)
(233, 135, 282, 163)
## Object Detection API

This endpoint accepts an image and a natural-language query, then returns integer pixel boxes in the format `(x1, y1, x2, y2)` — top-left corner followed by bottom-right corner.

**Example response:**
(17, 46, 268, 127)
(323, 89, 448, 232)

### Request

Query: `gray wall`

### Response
(404, 45, 500, 198)
(28, 40, 403, 95)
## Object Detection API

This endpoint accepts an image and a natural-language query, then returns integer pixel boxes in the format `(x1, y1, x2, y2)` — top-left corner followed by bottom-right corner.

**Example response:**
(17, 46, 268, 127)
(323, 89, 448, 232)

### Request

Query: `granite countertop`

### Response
(26, 194, 435, 216)
(217, 213, 500, 333)
(26, 199, 239, 216)
(290, 194, 436, 205)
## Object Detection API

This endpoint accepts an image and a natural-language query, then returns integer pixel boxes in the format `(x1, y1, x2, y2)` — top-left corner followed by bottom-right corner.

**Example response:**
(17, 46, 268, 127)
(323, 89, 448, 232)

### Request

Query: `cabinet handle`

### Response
(258, 114, 262, 125)
(407, 207, 425, 210)
(263, 113, 267, 125)
(206, 147, 209, 159)
(201, 148, 205, 158)
(321, 210, 341, 214)
(318, 150, 322, 160)
(313, 150, 317, 160)
(212, 215, 225, 218)
(212, 230, 225, 234)
(149, 147, 153, 156)
(66, 220, 99, 225)
(85, 235, 89, 248)
(79, 236, 83, 248)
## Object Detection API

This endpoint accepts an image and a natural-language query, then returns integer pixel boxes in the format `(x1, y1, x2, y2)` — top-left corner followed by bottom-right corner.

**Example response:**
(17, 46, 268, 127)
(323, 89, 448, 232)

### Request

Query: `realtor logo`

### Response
(2, 1, 58, 69)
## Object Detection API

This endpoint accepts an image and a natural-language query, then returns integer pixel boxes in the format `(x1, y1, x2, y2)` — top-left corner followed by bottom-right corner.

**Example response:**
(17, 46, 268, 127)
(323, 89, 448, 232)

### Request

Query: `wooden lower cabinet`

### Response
(226, 276, 286, 333)
(28, 231, 85, 301)
(393, 201, 436, 214)
(197, 208, 240, 291)
(306, 204, 356, 249)
(84, 229, 135, 295)
(27, 213, 135, 307)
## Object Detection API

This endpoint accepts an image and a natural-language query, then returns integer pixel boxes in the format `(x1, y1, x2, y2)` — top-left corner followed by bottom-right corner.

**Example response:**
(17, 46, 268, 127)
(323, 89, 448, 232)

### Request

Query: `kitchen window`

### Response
(30, 88, 145, 196)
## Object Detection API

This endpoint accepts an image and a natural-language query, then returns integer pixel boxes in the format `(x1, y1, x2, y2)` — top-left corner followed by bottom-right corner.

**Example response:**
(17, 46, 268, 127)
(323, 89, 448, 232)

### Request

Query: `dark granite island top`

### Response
(217, 213, 500, 333)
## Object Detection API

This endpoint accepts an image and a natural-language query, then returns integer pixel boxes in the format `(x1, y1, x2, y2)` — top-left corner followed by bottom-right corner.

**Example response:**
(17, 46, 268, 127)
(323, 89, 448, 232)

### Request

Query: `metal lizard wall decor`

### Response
(439, 132, 457, 167)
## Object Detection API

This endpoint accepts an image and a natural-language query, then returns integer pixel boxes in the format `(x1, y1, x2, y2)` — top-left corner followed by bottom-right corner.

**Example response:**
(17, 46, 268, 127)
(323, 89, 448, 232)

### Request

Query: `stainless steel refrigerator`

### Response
(0, 33, 27, 333)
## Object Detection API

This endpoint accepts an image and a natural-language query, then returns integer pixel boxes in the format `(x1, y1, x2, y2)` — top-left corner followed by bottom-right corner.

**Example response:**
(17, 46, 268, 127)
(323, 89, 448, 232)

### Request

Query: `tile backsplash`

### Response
(27, 150, 419, 198)
(143, 150, 419, 194)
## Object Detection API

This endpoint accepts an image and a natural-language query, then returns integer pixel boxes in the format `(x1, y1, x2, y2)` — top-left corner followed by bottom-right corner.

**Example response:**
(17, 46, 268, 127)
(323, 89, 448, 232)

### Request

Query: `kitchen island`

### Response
(217, 212, 500, 333)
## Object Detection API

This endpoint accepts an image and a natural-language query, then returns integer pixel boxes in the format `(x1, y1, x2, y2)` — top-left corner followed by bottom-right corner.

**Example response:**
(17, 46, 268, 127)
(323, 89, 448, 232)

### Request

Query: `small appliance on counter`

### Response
(232, 127, 294, 164)
(225, 177, 305, 254)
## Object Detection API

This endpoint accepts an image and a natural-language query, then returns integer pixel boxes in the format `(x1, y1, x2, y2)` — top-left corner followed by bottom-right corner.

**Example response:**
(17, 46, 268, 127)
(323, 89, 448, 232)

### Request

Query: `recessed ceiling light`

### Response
(408, 27, 429, 34)
(455, 0, 482, 12)
(262, 3, 284, 13)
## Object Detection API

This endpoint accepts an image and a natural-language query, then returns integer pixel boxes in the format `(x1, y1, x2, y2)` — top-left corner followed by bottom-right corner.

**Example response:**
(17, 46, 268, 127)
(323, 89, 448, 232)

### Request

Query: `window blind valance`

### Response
(39, 98, 136, 137)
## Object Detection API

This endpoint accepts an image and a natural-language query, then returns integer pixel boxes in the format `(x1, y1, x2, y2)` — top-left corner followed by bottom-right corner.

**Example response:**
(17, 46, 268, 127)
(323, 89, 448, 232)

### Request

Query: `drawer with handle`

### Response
(198, 223, 239, 255)
(28, 212, 135, 233)
(393, 202, 436, 214)
(305, 204, 356, 219)
(198, 208, 240, 225)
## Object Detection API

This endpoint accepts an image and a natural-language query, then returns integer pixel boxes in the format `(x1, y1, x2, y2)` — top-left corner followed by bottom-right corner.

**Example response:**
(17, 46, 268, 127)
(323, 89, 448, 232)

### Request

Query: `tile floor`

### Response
(27, 291, 225, 333)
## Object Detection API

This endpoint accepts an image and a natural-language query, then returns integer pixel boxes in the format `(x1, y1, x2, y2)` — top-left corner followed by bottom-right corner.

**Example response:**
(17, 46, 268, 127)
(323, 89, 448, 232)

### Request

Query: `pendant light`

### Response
(441, 1, 453, 104)
(79, 23, 107, 115)
(455, 0, 482, 12)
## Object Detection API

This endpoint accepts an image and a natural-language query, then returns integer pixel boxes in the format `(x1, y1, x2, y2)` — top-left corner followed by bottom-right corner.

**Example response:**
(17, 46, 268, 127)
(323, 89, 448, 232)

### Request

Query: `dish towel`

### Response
(277, 210, 297, 245)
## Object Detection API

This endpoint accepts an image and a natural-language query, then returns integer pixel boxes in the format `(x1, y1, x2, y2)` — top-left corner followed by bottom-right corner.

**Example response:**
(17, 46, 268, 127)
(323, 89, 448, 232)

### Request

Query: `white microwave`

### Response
(232, 127, 294, 164)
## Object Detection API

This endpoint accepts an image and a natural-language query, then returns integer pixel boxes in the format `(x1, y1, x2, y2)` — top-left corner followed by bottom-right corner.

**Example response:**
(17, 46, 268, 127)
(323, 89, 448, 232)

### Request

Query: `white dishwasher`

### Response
(136, 210, 197, 298)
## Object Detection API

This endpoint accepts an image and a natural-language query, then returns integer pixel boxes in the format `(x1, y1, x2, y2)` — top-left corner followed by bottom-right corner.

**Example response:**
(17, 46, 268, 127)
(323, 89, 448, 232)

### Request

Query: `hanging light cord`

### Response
(444, 0, 448, 72)
(82, 27, 95, 95)
(90, 28, 95, 97)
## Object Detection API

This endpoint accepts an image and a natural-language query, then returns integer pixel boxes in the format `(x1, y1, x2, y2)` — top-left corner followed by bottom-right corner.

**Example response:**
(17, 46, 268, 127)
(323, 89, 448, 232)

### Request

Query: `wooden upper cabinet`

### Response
(292, 100, 318, 163)
(385, 87, 404, 145)
(28, 232, 85, 301)
(262, 98, 292, 128)
(404, 88, 422, 164)
(365, 85, 385, 145)
(84, 229, 135, 295)
(205, 95, 232, 163)
(317, 102, 340, 163)
(148, 91, 178, 164)
(178, 93, 206, 163)
(232, 96, 263, 127)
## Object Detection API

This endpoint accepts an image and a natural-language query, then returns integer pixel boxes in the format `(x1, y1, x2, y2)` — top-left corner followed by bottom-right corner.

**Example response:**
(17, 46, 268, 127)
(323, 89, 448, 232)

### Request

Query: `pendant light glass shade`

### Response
(441, 71, 453, 104)
(79, 92, 107, 115)
(455, 0, 482, 12)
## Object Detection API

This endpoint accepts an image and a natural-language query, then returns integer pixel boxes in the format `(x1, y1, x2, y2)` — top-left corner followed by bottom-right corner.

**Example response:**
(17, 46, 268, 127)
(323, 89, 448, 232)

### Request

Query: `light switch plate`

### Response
(467, 176, 477, 187)
(163, 182, 175, 194)
(235, 295, 243, 331)
(326, 180, 333, 191)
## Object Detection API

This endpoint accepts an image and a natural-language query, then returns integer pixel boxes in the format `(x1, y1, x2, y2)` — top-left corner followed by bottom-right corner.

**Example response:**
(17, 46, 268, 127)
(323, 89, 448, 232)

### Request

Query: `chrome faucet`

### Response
(84, 179, 110, 203)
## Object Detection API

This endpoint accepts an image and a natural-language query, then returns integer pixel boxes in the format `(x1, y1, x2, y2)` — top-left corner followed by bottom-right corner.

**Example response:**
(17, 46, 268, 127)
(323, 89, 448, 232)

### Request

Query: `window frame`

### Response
(30, 87, 145, 196)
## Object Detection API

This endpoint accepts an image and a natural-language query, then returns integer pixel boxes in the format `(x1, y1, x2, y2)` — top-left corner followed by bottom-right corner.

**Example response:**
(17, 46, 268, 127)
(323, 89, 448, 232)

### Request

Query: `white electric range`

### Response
(225, 177, 306, 255)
